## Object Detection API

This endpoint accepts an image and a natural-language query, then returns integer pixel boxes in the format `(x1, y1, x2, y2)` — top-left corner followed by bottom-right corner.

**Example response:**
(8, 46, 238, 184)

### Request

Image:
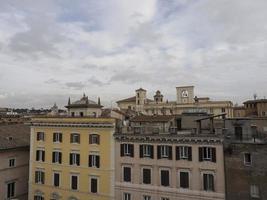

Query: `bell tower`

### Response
(176, 86, 194, 104)
(135, 88, 147, 112)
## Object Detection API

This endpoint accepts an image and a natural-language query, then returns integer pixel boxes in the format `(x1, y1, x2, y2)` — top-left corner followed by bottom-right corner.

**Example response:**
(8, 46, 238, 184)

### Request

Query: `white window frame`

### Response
(143, 145, 151, 157)
(70, 153, 80, 166)
(6, 181, 16, 199)
(91, 134, 99, 144)
(123, 193, 131, 200)
(244, 152, 252, 166)
(71, 133, 80, 144)
(34, 195, 44, 200)
(70, 174, 79, 191)
(250, 184, 260, 198)
(178, 169, 190, 189)
(53, 171, 60, 187)
(36, 149, 45, 162)
(53, 151, 61, 164)
(36, 132, 45, 141)
(35, 170, 45, 184)
(53, 132, 62, 143)
(89, 154, 99, 168)
(9, 158, 16, 167)
(124, 144, 131, 156)
(89, 176, 99, 194)
(161, 146, 169, 158)
(143, 195, 151, 200)
(179, 146, 189, 159)
(203, 147, 212, 161)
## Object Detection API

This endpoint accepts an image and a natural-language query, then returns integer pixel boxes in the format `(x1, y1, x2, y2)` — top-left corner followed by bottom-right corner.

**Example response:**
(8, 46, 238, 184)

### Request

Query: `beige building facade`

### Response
(114, 115, 225, 200)
(117, 86, 233, 118)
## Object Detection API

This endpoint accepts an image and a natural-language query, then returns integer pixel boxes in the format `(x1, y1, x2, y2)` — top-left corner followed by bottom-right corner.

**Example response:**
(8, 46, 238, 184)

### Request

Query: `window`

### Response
(244, 153, 252, 166)
(203, 173, 214, 191)
(120, 144, 134, 157)
(71, 175, 78, 190)
(52, 151, 62, 164)
(123, 193, 131, 200)
(53, 132, 62, 143)
(143, 195, 151, 200)
(7, 182, 15, 198)
(69, 153, 80, 166)
(123, 166, 131, 182)
(199, 147, 216, 162)
(250, 185, 260, 198)
(70, 133, 80, 144)
(35, 170, 45, 184)
(222, 108, 226, 112)
(161, 197, 169, 200)
(89, 134, 100, 144)
(34, 195, 44, 200)
(143, 168, 151, 184)
(36, 150, 45, 162)
(157, 145, 172, 159)
(90, 177, 98, 193)
(235, 126, 243, 140)
(53, 172, 60, 187)
(71, 112, 75, 117)
(140, 145, 153, 158)
(89, 155, 100, 168)
(160, 170, 170, 187)
(176, 146, 192, 161)
(9, 158, 16, 167)
(80, 112, 84, 117)
(179, 171, 189, 189)
(37, 132, 45, 141)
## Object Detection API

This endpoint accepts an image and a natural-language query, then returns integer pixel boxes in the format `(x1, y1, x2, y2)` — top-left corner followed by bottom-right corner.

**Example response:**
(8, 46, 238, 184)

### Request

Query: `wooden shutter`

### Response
(203, 174, 208, 190)
(77, 154, 80, 165)
(70, 134, 73, 143)
(143, 168, 151, 184)
(41, 171, 45, 184)
(176, 147, 180, 160)
(161, 170, 169, 186)
(97, 135, 100, 144)
(69, 153, 73, 165)
(91, 178, 97, 193)
(140, 145, 143, 158)
(96, 155, 100, 168)
(53, 133, 56, 142)
(36, 150, 39, 161)
(89, 134, 92, 144)
(35, 171, 38, 183)
(77, 134, 80, 143)
(212, 148, 216, 163)
(130, 144, 134, 157)
(180, 172, 189, 188)
(120, 144, 124, 157)
(42, 151, 45, 162)
(89, 155, 92, 167)
(188, 147, 192, 161)
(168, 146, 172, 160)
(199, 147, 203, 162)
(150, 145, 154, 159)
(59, 152, 62, 163)
(157, 146, 161, 159)
(52, 152, 55, 163)
(124, 167, 131, 182)
(59, 133, 62, 142)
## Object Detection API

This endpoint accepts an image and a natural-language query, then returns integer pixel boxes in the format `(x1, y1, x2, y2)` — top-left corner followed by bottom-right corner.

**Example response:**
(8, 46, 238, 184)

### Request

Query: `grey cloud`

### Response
(87, 76, 107, 87)
(45, 78, 60, 84)
(65, 82, 86, 90)
(82, 64, 107, 71)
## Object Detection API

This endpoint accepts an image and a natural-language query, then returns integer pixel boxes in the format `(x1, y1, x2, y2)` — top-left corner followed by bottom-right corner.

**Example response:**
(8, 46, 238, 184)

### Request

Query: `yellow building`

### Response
(29, 95, 116, 200)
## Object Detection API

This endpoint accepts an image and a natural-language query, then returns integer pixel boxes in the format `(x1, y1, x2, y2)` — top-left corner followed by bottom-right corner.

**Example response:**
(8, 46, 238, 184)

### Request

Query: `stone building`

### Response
(224, 117, 267, 200)
(114, 113, 226, 200)
(0, 124, 30, 200)
(117, 86, 233, 118)
(243, 99, 267, 117)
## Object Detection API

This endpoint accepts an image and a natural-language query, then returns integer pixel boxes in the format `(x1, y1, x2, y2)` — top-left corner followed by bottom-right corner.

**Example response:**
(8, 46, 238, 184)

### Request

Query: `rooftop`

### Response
(131, 115, 175, 122)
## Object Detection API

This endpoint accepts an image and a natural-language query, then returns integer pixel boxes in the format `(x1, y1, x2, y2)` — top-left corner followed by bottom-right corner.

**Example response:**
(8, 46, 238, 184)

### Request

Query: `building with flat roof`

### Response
(117, 86, 233, 118)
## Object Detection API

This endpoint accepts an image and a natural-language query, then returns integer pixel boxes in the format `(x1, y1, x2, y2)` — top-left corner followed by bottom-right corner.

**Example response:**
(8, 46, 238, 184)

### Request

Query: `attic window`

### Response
(6, 136, 13, 141)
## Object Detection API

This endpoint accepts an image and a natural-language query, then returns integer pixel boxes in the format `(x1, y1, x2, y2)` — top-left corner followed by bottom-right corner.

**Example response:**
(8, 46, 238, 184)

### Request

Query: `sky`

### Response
(0, 0, 267, 109)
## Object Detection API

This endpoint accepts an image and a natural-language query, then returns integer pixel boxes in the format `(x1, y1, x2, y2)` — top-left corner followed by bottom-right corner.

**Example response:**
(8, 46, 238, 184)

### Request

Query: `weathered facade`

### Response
(224, 118, 267, 200)
(0, 124, 30, 200)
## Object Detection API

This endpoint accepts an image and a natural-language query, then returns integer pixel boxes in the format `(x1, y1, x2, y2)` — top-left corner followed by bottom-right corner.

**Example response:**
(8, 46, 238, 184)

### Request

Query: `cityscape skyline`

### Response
(1, 0, 267, 108)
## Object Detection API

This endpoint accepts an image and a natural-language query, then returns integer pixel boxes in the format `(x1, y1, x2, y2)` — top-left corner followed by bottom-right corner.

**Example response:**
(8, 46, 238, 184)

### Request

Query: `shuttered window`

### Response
(143, 168, 151, 184)
(52, 151, 62, 164)
(89, 155, 100, 168)
(176, 146, 192, 161)
(140, 145, 154, 158)
(203, 173, 214, 191)
(69, 153, 80, 166)
(160, 170, 170, 186)
(120, 144, 134, 157)
(180, 171, 189, 188)
(71, 175, 78, 190)
(199, 147, 216, 162)
(70, 133, 80, 143)
(89, 134, 100, 144)
(91, 178, 98, 193)
(123, 167, 131, 182)
(53, 172, 60, 187)
(53, 132, 62, 142)
(35, 171, 45, 184)
(157, 145, 172, 160)
(36, 150, 45, 162)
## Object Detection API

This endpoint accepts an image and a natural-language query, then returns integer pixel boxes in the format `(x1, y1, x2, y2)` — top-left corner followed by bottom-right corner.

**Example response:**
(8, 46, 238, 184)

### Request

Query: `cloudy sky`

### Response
(0, 0, 267, 108)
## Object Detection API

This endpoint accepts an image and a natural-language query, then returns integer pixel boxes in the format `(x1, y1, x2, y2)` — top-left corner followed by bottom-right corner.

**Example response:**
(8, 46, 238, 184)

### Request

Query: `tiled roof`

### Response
(131, 115, 175, 122)
(0, 124, 30, 150)
(116, 96, 136, 103)
(244, 99, 267, 104)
